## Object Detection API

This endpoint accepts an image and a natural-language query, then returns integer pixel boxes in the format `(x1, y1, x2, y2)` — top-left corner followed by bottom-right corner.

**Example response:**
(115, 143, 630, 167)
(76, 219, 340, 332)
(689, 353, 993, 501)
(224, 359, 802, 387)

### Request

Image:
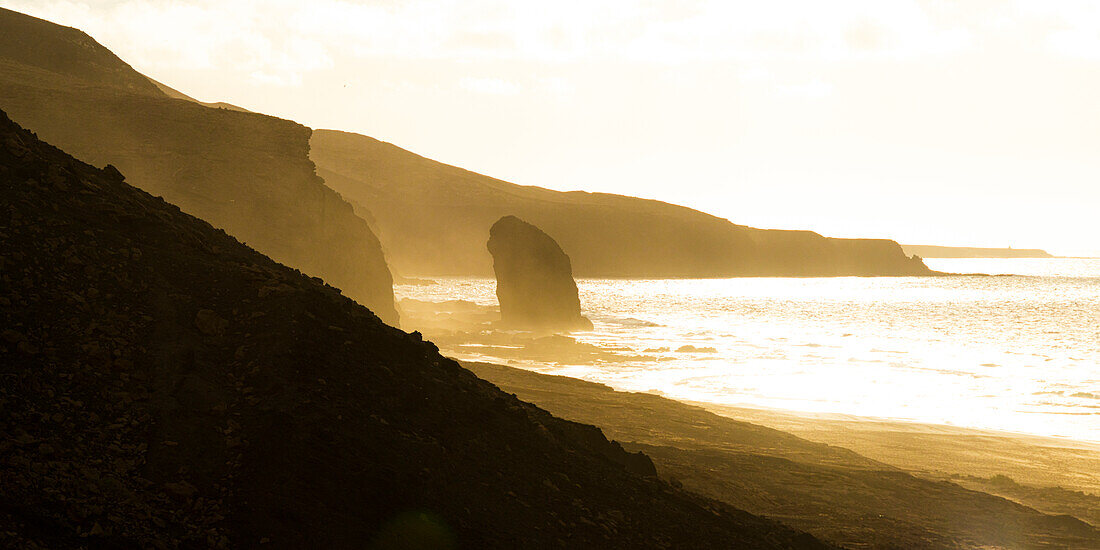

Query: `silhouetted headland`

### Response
(902, 244, 1055, 258)
(488, 215, 593, 332)
(309, 130, 933, 278)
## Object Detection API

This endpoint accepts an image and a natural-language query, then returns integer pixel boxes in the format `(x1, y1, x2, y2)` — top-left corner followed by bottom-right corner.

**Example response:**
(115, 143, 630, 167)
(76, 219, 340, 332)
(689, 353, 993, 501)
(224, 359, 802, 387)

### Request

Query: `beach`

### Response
(465, 361, 1100, 546)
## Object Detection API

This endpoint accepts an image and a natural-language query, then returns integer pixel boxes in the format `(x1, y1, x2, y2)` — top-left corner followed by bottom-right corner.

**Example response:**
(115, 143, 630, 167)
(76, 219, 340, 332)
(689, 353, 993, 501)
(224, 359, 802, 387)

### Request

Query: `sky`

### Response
(7, 0, 1100, 256)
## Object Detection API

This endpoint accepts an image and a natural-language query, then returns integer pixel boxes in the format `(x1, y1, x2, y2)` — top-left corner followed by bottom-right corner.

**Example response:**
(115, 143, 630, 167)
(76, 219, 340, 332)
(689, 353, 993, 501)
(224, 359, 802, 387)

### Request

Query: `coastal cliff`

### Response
(0, 7, 398, 325)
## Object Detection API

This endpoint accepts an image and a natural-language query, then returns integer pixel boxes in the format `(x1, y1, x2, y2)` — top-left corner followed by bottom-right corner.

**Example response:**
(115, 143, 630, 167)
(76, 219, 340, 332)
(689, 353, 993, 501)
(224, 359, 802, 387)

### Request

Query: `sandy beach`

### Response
(466, 361, 1100, 546)
(695, 401, 1100, 495)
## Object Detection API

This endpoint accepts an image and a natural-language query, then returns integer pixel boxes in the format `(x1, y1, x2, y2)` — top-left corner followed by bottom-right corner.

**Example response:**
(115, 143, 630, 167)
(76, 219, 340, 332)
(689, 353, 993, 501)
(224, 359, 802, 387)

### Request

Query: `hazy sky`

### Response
(9, 0, 1099, 255)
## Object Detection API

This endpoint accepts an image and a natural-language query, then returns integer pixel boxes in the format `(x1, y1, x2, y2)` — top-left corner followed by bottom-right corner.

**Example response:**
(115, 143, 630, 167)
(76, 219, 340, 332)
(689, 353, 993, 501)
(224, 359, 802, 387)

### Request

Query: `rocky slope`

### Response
(0, 7, 398, 325)
(0, 109, 833, 548)
(310, 129, 932, 278)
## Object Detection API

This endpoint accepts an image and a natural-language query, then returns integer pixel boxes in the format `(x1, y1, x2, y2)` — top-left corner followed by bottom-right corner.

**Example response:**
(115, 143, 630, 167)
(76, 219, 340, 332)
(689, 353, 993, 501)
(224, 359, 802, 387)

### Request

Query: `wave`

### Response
(588, 314, 661, 328)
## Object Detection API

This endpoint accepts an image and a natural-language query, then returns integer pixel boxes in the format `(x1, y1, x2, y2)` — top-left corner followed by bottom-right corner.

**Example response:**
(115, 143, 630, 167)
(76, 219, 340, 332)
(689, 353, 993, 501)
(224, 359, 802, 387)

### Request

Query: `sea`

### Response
(395, 258, 1100, 443)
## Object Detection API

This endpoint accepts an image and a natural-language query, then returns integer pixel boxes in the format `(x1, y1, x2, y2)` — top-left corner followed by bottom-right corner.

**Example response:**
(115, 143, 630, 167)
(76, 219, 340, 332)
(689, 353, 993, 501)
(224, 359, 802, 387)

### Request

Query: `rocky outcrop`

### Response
(0, 109, 830, 549)
(0, 7, 399, 326)
(488, 216, 593, 332)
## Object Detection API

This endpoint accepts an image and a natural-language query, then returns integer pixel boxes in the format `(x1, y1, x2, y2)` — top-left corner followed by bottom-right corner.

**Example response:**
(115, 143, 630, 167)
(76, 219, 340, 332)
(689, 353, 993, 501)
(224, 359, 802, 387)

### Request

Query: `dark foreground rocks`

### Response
(0, 110, 830, 549)
(487, 216, 593, 332)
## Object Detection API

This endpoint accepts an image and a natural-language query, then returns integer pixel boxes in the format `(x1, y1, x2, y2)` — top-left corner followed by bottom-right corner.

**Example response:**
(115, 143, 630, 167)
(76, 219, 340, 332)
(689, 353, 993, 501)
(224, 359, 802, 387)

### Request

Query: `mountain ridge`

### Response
(310, 128, 932, 278)
(0, 7, 162, 96)
(147, 76, 252, 113)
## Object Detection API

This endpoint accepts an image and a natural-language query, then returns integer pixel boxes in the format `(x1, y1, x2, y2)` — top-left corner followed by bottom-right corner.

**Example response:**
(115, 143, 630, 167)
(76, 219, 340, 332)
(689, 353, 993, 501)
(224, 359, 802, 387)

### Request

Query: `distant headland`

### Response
(901, 244, 1054, 259)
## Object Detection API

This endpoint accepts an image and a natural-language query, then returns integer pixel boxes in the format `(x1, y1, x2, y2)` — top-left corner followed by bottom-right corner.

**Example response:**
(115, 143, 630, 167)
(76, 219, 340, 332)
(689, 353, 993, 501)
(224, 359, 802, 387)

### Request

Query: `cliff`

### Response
(309, 129, 933, 278)
(0, 108, 830, 548)
(0, 7, 398, 325)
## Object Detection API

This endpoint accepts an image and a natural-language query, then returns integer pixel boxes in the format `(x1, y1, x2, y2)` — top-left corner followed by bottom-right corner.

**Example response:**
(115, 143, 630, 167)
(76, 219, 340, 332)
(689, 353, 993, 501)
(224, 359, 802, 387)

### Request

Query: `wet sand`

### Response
(465, 361, 1100, 539)
(692, 402, 1100, 495)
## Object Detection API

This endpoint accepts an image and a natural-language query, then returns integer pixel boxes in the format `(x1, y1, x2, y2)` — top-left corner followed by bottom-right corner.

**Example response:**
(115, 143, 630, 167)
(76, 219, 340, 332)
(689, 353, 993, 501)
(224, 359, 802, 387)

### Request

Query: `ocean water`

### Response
(396, 258, 1100, 443)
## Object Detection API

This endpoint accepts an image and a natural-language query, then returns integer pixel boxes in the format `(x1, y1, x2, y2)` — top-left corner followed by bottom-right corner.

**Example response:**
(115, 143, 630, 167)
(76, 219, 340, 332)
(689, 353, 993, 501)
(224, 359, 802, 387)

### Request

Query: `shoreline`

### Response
(687, 400, 1100, 494)
(464, 360, 1100, 545)
(397, 290, 1100, 499)
(396, 275, 1100, 453)
(452, 352, 1100, 450)
(465, 361, 1100, 494)
(685, 399, 1100, 451)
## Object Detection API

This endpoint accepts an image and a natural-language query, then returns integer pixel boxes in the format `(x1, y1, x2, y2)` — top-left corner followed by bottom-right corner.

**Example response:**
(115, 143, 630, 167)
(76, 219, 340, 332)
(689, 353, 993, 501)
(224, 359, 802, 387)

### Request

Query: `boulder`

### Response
(487, 216, 593, 331)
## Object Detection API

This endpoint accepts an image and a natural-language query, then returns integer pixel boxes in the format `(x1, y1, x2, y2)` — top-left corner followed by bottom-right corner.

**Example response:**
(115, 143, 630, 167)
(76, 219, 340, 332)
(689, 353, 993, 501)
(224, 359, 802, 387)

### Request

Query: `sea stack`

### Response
(487, 216, 593, 331)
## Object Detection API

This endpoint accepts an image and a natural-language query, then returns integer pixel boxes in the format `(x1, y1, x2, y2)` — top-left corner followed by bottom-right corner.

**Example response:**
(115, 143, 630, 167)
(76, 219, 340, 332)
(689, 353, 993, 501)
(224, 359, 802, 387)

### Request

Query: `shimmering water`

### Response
(396, 258, 1100, 443)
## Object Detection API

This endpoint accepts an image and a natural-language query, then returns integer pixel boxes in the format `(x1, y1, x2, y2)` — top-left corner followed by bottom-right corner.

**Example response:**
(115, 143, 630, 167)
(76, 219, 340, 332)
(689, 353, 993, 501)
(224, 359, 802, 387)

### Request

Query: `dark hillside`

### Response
(0, 110, 830, 548)
(0, 7, 162, 96)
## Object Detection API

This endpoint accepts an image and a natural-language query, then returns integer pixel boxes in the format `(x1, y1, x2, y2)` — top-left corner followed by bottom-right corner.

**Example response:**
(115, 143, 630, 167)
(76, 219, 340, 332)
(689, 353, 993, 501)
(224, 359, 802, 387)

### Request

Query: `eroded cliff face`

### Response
(0, 108, 829, 550)
(310, 129, 932, 278)
(0, 8, 398, 325)
(488, 216, 593, 332)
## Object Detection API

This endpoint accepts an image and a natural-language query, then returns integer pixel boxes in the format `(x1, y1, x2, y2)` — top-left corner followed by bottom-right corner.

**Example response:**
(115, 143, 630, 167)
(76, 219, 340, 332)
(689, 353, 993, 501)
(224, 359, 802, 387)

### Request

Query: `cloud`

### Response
(3, 0, 983, 69)
(4, 0, 1094, 90)
(458, 76, 522, 95)
(777, 80, 834, 99)
(536, 76, 575, 97)
(1046, 29, 1100, 60)
(5, 0, 333, 86)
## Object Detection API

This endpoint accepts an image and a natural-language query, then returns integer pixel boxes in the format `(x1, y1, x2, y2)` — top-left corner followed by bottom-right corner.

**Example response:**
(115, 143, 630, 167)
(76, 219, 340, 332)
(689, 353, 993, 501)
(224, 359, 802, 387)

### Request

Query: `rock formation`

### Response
(0, 109, 830, 549)
(488, 216, 593, 331)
